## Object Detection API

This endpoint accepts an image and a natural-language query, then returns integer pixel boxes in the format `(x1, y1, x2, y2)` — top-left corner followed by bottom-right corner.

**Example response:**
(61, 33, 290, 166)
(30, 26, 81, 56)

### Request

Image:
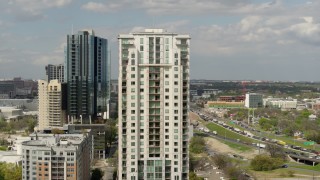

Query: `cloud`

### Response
(5, 0, 73, 21)
(81, 0, 283, 15)
(81, 2, 120, 13)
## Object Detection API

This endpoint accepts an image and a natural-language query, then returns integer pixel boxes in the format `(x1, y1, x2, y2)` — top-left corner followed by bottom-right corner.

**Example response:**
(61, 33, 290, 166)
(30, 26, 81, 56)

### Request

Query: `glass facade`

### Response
(65, 30, 110, 122)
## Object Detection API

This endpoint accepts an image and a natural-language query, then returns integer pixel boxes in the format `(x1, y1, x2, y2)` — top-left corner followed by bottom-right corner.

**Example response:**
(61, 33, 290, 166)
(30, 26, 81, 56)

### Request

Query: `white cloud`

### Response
(81, 0, 283, 15)
(10, 0, 72, 11)
(5, 0, 73, 21)
(81, 2, 122, 13)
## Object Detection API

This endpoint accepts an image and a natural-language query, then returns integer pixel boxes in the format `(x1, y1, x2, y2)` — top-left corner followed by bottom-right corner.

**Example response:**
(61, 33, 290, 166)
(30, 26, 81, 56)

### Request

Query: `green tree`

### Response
(0, 162, 22, 180)
(251, 154, 284, 171)
(27, 118, 37, 133)
(265, 144, 286, 160)
(189, 136, 205, 154)
(189, 172, 204, 180)
(91, 168, 104, 180)
(212, 154, 229, 169)
(51, 128, 65, 135)
(105, 119, 118, 153)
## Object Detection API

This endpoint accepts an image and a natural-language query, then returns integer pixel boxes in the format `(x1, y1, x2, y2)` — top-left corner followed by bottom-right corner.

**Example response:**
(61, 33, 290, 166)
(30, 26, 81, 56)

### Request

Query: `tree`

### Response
(0, 162, 22, 180)
(212, 154, 229, 169)
(27, 118, 37, 133)
(91, 168, 104, 180)
(251, 154, 283, 171)
(189, 172, 204, 180)
(51, 128, 65, 135)
(105, 120, 118, 153)
(189, 136, 205, 154)
(225, 166, 248, 180)
(265, 144, 286, 160)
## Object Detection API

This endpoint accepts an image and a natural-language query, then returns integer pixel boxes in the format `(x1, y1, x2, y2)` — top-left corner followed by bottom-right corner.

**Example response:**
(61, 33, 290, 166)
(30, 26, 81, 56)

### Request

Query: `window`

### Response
(174, 81, 178, 85)
(140, 89, 144, 92)
(140, 110, 144, 114)
(165, 38, 169, 44)
(131, 67, 135, 71)
(140, 45, 144, 51)
(165, 95, 169, 99)
(174, 88, 178, 92)
(131, 103, 135, 107)
(131, 95, 135, 100)
(131, 155, 135, 159)
(174, 67, 178, 71)
(165, 142, 169, 145)
(165, 116, 169, 120)
(174, 74, 178, 78)
(174, 103, 178, 107)
(165, 122, 169, 126)
(140, 38, 144, 44)
(131, 53, 135, 58)
(131, 142, 135, 146)
(165, 74, 169, 78)
(165, 81, 169, 85)
(131, 110, 135, 114)
(131, 88, 135, 92)
(165, 88, 169, 92)
(131, 136, 135, 140)
(140, 74, 144, 78)
(174, 129, 178, 133)
(174, 110, 178, 114)
(174, 116, 178, 120)
(174, 53, 178, 58)
(165, 129, 169, 133)
(131, 74, 135, 78)
(165, 135, 169, 139)
(165, 102, 169, 106)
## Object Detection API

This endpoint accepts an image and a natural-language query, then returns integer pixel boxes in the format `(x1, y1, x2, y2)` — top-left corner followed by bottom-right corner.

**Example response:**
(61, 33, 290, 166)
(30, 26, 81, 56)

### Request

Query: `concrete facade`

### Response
(21, 132, 92, 180)
(118, 29, 190, 180)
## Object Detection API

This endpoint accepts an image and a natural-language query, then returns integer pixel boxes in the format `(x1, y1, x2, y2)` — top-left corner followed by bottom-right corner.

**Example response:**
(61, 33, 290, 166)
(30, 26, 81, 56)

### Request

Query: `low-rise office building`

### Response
(245, 93, 263, 108)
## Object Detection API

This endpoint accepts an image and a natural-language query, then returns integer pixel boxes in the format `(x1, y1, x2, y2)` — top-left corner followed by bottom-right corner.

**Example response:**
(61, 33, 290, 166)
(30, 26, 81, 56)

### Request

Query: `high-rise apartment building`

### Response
(38, 80, 49, 130)
(45, 64, 64, 83)
(65, 30, 110, 122)
(21, 132, 92, 180)
(38, 80, 66, 130)
(118, 29, 190, 180)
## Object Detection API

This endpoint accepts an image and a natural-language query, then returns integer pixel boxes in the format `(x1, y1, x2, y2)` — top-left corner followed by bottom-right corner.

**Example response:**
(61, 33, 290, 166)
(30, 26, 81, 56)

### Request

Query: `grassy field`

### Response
(220, 140, 253, 152)
(206, 122, 256, 144)
(288, 162, 320, 172)
(0, 146, 7, 151)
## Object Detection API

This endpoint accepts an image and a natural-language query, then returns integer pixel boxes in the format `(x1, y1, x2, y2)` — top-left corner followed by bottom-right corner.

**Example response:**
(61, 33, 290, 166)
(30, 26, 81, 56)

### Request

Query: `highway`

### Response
(191, 108, 320, 166)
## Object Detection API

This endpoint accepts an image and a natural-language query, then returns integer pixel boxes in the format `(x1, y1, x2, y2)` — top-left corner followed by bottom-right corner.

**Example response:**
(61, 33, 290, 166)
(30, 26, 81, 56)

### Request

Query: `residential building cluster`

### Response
(1, 28, 191, 180)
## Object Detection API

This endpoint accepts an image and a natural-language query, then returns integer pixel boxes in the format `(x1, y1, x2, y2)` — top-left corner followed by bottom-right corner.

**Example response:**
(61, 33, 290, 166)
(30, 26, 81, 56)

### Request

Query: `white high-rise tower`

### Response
(118, 29, 190, 180)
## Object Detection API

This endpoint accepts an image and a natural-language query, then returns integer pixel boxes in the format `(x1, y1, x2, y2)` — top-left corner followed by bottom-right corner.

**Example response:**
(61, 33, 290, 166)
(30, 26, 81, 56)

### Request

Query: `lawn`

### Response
(221, 140, 253, 152)
(206, 122, 256, 144)
(0, 146, 7, 151)
(288, 162, 320, 172)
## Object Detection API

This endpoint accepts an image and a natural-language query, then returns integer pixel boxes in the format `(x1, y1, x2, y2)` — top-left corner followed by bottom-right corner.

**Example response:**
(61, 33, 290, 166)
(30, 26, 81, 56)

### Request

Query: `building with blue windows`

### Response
(65, 30, 110, 122)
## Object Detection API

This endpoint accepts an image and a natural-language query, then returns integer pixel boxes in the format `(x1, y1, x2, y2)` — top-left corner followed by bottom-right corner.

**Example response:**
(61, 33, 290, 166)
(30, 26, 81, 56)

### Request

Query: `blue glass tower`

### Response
(65, 30, 110, 122)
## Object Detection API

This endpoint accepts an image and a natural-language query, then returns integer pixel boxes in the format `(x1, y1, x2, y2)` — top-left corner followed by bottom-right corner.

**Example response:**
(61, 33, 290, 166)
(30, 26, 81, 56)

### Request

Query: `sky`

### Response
(0, 0, 319, 81)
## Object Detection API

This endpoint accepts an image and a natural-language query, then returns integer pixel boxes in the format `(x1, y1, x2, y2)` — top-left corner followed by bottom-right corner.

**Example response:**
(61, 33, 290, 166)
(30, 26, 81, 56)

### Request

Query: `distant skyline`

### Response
(0, 0, 320, 81)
